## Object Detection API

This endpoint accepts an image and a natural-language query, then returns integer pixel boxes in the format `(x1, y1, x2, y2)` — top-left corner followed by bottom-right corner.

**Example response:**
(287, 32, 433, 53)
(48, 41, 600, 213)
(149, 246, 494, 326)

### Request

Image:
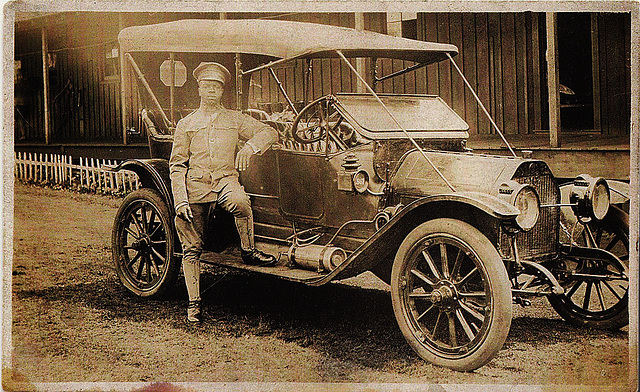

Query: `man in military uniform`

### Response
(170, 62, 279, 322)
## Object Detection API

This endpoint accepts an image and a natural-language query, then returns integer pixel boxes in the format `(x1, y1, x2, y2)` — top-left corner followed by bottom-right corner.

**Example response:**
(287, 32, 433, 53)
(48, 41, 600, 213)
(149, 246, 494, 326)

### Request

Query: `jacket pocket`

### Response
(188, 168, 204, 180)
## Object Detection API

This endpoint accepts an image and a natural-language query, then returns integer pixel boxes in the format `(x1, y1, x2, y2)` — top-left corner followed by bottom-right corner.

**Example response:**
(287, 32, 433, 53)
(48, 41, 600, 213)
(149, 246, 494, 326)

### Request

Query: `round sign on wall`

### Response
(160, 60, 187, 87)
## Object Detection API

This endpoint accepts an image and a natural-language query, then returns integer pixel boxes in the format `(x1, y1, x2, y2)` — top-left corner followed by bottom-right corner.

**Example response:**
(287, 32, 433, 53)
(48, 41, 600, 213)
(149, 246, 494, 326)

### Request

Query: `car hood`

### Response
(389, 150, 550, 197)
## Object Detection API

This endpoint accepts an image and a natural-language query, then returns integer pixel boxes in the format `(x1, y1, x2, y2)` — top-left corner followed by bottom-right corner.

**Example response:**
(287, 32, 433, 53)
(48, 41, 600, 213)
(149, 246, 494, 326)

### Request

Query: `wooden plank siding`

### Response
(249, 13, 385, 109)
(16, 13, 125, 143)
(488, 13, 504, 133)
(449, 13, 465, 127)
(15, 24, 46, 142)
(514, 13, 529, 135)
(462, 14, 478, 134)
(416, 13, 547, 136)
(596, 13, 631, 135)
(15, 51, 45, 142)
(474, 14, 492, 135)
(526, 13, 543, 132)
(500, 14, 518, 135)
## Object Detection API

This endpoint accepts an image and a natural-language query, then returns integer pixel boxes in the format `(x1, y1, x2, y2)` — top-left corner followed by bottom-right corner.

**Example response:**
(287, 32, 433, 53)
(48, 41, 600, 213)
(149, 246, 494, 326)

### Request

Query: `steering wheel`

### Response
(291, 96, 345, 144)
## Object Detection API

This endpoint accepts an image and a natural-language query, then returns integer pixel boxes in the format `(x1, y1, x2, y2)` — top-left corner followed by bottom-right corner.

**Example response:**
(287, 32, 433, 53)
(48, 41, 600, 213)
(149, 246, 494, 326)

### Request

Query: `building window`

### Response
(103, 43, 119, 81)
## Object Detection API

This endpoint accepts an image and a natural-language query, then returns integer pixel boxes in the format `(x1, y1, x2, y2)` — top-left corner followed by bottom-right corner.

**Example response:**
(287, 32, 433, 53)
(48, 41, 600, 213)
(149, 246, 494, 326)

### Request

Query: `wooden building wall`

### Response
(413, 13, 546, 136)
(244, 12, 631, 138)
(14, 11, 631, 148)
(14, 27, 45, 142)
(249, 12, 548, 137)
(16, 13, 123, 143)
(15, 12, 222, 145)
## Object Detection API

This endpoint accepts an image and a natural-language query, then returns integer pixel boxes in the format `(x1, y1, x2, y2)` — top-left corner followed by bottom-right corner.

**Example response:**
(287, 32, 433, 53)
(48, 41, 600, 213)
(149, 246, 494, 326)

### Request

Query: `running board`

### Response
(199, 248, 326, 284)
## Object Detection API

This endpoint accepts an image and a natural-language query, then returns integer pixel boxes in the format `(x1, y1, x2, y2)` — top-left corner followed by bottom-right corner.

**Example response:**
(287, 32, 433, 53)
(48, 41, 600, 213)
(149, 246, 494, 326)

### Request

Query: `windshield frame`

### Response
(333, 93, 469, 141)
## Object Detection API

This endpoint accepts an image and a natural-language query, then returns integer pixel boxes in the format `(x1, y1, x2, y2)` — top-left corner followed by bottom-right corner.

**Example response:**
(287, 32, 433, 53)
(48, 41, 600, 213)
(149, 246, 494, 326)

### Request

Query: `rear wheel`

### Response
(391, 219, 512, 371)
(112, 188, 180, 297)
(550, 206, 629, 329)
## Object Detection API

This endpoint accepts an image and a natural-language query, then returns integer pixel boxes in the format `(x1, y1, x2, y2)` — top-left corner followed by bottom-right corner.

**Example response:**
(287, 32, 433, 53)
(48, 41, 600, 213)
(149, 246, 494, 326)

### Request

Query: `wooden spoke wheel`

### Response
(550, 206, 629, 329)
(391, 219, 512, 371)
(112, 188, 180, 297)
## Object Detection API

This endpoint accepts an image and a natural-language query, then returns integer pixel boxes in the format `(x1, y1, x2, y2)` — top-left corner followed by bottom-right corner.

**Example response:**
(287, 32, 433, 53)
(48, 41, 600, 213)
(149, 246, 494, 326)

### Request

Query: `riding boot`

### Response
(235, 216, 277, 266)
(182, 256, 201, 321)
(187, 300, 201, 323)
(235, 216, 255, 251)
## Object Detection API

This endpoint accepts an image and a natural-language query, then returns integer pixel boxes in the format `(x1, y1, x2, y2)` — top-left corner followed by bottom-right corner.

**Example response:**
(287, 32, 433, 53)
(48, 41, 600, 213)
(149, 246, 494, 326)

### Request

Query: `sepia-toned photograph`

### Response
(3, 1, 637, 390)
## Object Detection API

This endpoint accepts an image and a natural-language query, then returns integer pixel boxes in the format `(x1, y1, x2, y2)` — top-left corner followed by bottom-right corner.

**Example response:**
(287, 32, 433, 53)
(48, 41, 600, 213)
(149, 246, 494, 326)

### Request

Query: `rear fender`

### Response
(109, 158, 173, 209)
(309, 192, 518, 286)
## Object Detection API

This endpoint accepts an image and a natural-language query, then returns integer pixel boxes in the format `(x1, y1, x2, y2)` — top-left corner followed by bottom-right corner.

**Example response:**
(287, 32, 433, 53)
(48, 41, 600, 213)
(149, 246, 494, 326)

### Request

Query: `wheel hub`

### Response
(132, 235, 151, 252)
(429, 282, 458, 309)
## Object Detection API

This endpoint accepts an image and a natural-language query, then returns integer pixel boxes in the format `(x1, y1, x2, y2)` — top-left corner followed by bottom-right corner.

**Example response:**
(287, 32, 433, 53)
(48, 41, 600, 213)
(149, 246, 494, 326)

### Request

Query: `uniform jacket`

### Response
(169, 107, 278, 209)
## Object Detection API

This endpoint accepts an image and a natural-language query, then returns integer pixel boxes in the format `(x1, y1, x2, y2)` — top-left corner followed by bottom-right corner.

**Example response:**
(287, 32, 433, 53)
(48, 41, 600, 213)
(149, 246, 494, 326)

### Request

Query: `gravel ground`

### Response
(6, 182, 631, 390)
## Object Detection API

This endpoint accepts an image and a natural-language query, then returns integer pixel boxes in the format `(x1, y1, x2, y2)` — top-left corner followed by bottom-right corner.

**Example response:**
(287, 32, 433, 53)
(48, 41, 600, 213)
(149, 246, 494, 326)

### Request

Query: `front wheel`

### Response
(391, 219, 512, 371)
(549, 206, 629, 329)
(112, 188, 180, 297)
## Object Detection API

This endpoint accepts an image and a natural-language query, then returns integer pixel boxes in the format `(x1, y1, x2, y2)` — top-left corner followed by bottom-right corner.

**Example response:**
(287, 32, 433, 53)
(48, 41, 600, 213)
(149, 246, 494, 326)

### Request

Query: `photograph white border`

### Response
(2, 1, 638, 390)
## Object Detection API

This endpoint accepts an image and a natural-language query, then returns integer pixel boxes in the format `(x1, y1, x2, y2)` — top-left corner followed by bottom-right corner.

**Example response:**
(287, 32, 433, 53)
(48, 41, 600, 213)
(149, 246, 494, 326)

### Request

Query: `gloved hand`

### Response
(235, 143, 255, 172)
(176, 203, 193, 222)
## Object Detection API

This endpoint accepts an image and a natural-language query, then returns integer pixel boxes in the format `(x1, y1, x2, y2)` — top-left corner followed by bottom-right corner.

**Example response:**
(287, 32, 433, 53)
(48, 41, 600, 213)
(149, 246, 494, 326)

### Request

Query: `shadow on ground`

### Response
(16, 267, 628, 370)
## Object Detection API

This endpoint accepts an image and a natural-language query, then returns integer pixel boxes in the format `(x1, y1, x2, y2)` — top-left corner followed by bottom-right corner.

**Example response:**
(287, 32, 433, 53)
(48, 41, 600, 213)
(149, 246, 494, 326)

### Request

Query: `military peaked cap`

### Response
(193, 62, 232, 85)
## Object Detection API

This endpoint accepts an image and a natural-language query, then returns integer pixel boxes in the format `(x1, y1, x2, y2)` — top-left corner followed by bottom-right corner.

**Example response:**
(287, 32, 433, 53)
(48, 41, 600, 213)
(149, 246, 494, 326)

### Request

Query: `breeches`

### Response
(175, 180, 252, 261)
(175, 180, 252, 302)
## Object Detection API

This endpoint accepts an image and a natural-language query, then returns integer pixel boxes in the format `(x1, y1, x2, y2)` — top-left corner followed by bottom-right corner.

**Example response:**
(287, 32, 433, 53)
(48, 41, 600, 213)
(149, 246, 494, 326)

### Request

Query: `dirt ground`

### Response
(6, 182, 631, 390)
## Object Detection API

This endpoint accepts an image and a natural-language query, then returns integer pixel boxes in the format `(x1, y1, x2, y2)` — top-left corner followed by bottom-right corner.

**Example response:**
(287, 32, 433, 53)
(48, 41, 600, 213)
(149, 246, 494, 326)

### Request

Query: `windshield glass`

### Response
(336, 94, 468, 133)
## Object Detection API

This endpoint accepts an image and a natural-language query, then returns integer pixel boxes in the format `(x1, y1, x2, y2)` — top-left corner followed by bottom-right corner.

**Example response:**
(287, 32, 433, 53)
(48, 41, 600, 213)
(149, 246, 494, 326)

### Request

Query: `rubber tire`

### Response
(112, 188, 180, 298)
(549, 206, 629, 329)
(391, 219, 512, 372)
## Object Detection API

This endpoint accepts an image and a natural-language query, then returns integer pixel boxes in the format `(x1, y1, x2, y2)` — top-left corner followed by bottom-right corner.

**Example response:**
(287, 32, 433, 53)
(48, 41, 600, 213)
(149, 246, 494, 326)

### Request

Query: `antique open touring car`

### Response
(108, 19, 630, 371)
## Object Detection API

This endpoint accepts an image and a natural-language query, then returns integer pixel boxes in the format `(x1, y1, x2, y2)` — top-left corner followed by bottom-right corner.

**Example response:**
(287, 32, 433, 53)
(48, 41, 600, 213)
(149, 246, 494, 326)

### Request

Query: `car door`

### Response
(276, 149, 326, 222)
(276, 143, 382, 229)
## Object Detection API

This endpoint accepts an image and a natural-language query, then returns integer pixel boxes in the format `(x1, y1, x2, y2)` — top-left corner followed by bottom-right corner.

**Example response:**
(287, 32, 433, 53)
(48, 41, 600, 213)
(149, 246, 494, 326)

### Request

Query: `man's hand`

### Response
(176, 204, 193, 222)
(235, 143, 254, 172)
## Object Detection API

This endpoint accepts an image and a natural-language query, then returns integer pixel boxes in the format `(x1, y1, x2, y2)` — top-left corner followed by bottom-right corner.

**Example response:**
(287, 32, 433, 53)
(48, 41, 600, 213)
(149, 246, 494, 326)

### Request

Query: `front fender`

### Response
(308, 192, 518, 286)
(108, 158, 173, 209)
(432, 191, 520, 219)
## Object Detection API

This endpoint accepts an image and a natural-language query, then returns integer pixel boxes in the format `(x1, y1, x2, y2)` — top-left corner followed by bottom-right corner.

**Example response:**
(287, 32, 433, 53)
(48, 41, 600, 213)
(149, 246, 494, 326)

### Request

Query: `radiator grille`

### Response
(500, 162, 560, 260)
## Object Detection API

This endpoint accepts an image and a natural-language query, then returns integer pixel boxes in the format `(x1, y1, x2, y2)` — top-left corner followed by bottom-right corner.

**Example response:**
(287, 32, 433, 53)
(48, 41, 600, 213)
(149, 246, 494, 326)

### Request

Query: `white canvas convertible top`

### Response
(118, 19, 458, 64)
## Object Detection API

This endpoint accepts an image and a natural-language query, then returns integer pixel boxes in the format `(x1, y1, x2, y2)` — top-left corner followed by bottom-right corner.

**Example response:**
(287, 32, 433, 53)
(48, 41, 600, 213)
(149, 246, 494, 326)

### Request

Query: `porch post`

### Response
(41, 25, 51, 144)
(355, 13, 366, 93)
(545, 12, 561, 147)
(119, 14, 128, 145)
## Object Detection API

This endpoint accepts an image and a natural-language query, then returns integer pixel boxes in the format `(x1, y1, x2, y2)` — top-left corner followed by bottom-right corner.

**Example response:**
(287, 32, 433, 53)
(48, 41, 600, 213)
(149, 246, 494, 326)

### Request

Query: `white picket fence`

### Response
(14, 152, 140, 194)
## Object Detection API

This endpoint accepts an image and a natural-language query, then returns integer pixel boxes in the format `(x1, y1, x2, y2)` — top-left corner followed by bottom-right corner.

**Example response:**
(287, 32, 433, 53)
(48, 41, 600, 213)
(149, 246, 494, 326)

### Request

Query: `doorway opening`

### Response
(557, 13, 595, 132)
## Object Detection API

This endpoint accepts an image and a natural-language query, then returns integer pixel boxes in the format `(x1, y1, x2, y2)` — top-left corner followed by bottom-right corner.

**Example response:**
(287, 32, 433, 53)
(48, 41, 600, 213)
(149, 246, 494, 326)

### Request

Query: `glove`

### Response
(176, 203, 193, 222)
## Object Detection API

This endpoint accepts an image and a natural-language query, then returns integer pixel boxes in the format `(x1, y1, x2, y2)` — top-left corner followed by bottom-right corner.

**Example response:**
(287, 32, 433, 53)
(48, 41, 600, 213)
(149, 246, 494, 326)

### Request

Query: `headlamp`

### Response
(498, 180, 540, 231)
(570, 174, 610, 221)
